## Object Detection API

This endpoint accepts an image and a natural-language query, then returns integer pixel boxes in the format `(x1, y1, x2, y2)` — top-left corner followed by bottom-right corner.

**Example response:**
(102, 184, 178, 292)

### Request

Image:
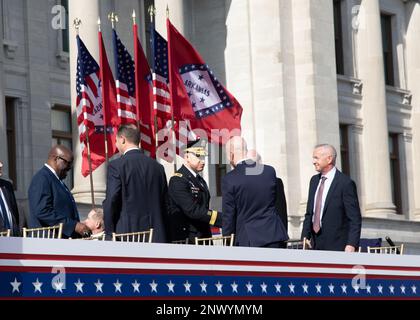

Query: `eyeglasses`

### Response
(57, 156, 73, 167)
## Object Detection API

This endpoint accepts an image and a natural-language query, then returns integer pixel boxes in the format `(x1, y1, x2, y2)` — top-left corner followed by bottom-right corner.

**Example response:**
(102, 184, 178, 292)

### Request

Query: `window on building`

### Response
(333, 0, 344, 75)
(381, 14, 394, 86)
(389, 133, 402, 214)
(61, 0, 69, 53)
(215, 145, 227, 196)
(51, 104, 73, 188)
(339, 124, 350, 176)
(5, 97, 17, 189)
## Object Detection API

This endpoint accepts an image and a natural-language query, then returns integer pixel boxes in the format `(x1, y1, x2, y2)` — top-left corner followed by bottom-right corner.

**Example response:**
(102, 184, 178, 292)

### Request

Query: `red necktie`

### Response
(313, 176, 327, 233)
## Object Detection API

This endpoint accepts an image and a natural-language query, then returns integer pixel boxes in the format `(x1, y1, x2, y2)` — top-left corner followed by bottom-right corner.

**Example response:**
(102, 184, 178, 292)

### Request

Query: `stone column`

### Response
(356, 0, 395, 216)
(280, 0, 340, 238)
(405, 1, 420, 220)
(69, 0, 107, 206)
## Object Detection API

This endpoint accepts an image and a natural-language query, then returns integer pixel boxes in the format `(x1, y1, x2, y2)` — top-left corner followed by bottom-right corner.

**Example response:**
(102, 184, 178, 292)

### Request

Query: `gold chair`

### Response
(367, 244, 404, 255)
(172, 238, 190, 244)
(286, 237, 311, 250)
(195, 234, 235, 246)
(0, 229, 11, 237)
(22, 223, 63, 239)
(72, 233, 106, 241)
(112, 228, 153, 243)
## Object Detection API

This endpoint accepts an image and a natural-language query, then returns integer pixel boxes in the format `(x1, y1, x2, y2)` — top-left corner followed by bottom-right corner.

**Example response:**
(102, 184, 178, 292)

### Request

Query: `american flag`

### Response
(76, 36, 101, 146)
(151, 30, 171, 120)
(114, 28, 156, 157)
(76, 35, 112, 176)
(151, 29, 196, 161)
(113, 29, 137, 125)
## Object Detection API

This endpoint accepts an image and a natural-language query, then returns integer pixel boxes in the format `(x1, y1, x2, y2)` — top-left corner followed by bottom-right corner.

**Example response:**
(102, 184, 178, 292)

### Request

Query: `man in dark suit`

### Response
(0, 160, 20, 236)
(301, 144, 362, 252)
(28, 145, 90, 238)
(222, 137, 288, 248)
(167, 139, 222, 243)
(247, 149, 288, 248)
(103, 125, 168, 242)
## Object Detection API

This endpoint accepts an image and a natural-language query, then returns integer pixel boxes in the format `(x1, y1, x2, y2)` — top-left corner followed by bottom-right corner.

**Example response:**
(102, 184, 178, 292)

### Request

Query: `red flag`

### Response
(133, 23, 156, 158)
(167, 18, 242, 144)
(98, 31, 118, 159)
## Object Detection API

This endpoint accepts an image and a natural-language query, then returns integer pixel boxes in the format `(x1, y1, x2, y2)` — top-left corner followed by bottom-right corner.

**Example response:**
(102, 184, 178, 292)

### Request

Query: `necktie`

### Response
(196, 175, 207, 190)
(313, 176, 327, 234)
(0, 192, 11, 230)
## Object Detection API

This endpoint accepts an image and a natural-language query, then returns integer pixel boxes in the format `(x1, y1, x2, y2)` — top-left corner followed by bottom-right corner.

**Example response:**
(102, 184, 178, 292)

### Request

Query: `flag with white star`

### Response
(166, 18, 242, 145)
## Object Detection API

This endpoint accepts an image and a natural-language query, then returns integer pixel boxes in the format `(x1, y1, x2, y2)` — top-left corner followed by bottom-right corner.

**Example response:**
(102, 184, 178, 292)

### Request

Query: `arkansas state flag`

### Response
(167, 19, 242, 144)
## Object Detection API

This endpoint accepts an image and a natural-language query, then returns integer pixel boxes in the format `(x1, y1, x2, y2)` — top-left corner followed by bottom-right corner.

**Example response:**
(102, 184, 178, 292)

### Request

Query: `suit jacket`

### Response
(301, 169, 362, 251)
(28, 166, 79, 238)
(167, 165, 222, 243)
(222, 161, 288, 247)
(0, 178, 20, 236)
(275, 178, 288, 233)
(103, 149, 168, 242)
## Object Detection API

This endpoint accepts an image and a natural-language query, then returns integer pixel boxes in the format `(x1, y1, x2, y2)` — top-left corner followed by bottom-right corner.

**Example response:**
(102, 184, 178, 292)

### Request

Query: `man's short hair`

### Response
(314, 144, 337, 164)
(90, 208, 104, 227)
(118, 124, 140, 145)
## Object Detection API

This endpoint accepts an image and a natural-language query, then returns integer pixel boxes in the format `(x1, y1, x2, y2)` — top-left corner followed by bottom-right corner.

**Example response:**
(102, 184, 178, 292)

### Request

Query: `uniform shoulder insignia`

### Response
(173, 173, 183, 178)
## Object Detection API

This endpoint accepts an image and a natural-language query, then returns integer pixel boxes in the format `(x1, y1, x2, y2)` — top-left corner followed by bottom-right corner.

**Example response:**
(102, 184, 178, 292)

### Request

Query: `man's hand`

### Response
(75, 222, 91, 236)
(344, 245, 356, 252)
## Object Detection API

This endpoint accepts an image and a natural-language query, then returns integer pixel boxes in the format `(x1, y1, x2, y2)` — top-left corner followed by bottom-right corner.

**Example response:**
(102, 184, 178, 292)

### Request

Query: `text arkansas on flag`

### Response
(167, 19, 242, 144)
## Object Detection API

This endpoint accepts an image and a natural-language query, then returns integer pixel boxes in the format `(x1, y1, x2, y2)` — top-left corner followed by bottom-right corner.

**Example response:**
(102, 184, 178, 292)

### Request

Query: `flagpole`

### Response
(74, 18, 95, 208)
(166, 7, 177, 173)
(97, 17, 109, 165)
(149, 5, 159, 160)
(132, 10, 142, 134)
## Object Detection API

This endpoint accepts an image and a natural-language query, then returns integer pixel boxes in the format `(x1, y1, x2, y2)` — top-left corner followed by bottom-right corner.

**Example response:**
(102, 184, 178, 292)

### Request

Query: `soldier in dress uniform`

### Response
(167, 139, 222, 243)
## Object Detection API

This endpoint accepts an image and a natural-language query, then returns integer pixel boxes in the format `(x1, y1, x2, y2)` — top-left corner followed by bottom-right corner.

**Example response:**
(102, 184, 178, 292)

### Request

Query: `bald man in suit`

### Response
(301, 144, 362, 251)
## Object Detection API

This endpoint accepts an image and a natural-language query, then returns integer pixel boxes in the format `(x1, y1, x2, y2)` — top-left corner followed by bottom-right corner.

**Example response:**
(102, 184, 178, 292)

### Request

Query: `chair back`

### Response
(22, 223, 63, 239)
(172, 238, 190, 244)
(358, 238, 382, 252)
(195, 234, 235, 246)
(367, 244, 404, 255)
(286, 237, 311, 250)
(112, 228, 153, 243)
(0, 229, 11, 237)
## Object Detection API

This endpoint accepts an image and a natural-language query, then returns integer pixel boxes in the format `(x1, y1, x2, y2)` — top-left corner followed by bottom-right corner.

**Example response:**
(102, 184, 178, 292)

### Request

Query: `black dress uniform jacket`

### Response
(167, 165, 221, 243)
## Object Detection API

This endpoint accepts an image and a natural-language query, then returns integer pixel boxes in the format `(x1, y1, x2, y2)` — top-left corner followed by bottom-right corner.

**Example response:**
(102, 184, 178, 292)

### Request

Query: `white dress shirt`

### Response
(312, 167, 337, 227)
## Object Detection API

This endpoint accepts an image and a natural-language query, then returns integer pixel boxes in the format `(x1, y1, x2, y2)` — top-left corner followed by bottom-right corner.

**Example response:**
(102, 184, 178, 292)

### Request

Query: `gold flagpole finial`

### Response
(132, 10, 136, 24)
(148, 5, 156, 23)
(73, 18, 82, 34)
(108, 12, 119, 29)
(97, 17, 101, 31)
(166, 5, 170, 18)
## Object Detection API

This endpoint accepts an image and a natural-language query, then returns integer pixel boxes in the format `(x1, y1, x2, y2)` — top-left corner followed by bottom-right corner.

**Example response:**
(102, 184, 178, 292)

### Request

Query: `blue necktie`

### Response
(0, 194, 11, 230)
